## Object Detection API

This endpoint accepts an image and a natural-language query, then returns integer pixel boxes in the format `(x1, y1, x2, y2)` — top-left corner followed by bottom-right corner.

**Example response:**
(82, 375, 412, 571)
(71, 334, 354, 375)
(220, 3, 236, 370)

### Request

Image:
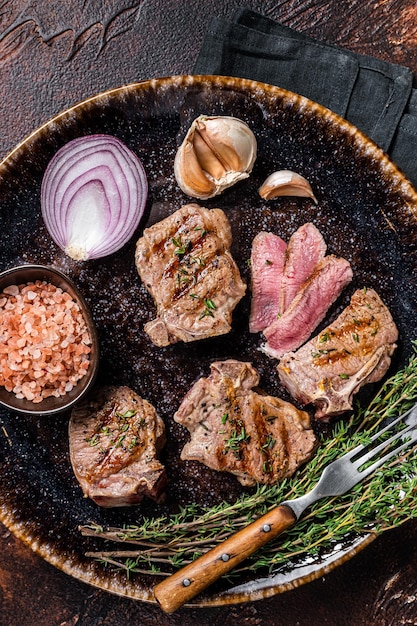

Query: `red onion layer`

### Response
(41, 134, 148, 261)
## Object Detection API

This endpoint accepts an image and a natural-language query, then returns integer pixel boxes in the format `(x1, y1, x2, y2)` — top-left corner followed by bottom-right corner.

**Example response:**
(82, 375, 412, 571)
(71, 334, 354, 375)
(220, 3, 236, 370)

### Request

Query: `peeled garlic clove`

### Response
(259, 170, 317, 203)
(174, 115, 257, 199)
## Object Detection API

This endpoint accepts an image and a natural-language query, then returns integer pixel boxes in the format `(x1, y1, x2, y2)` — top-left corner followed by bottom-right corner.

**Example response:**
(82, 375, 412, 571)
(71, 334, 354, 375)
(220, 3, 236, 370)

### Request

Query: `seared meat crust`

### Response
(174, 360, 316, 487)
(135, 203, 246, 346)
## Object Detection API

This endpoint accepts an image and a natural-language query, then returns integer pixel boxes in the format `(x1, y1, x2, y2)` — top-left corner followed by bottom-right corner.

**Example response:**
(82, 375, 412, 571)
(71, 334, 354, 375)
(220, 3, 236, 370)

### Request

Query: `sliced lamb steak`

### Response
(278, 288, 398, 420)
(249, 223, 326, 334)
(279, 222, 327, 313)
(262, 255, 353, 358)
(135, 203, 246, 346)
(69, 386, 167, 507)
(174, 360, 316, 487)
(249, 231, 287, 333)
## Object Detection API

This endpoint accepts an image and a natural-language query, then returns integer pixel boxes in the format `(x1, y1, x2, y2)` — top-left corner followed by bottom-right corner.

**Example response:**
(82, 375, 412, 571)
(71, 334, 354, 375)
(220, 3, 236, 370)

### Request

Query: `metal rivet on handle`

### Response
(183, 578, 191, 587)
(221, 553, 230, 562)
(262, 524, 271, 533)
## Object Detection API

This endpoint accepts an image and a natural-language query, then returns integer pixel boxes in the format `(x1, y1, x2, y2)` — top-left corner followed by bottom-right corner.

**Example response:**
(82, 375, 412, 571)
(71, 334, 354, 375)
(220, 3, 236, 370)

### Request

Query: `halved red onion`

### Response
(41, 134, 148, 261)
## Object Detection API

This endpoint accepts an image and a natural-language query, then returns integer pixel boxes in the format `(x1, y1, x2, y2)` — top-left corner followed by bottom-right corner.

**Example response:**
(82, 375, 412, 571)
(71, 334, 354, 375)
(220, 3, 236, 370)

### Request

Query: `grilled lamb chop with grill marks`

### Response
(69, 386, 167, 507)
(278, 288, 398, 420)
(135, 203, 246, 347)
(262, 255, 353, 359)
(174, 360, 316, 487)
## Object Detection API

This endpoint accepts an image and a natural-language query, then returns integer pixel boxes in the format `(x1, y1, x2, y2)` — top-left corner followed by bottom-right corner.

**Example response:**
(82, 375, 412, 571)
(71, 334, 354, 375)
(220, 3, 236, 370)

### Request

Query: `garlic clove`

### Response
(259, 170, 317, 203)
(177, 137, 217, 197)
(174, 115, 257, 199)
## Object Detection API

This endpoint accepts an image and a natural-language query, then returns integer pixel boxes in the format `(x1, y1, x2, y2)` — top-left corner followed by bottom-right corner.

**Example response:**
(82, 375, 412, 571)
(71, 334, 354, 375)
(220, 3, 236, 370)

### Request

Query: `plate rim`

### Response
(0, 73, 416, 607)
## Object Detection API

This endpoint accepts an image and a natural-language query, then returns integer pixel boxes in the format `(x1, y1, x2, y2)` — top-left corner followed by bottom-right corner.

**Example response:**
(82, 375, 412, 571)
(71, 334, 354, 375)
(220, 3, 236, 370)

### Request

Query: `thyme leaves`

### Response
(199, 298, 217, 319)
(171, 235, 190, 256)
(223, 421, 250, 458)
(319, 331, 330, 343)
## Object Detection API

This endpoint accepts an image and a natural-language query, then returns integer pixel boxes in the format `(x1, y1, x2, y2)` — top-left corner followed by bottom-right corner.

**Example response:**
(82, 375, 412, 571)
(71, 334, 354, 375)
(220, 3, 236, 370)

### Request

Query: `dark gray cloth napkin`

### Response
(194, 8, 417, 189)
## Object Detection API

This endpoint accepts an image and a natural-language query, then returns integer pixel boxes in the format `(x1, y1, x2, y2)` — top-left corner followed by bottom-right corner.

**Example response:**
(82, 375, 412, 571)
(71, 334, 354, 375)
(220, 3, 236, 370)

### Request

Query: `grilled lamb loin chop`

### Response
(278, 288, 398, 420)
(69, 386, 166, 507)
(174, 360, 316, 487)
(262, 255, 353, 359)
(135, 203, 246, 346)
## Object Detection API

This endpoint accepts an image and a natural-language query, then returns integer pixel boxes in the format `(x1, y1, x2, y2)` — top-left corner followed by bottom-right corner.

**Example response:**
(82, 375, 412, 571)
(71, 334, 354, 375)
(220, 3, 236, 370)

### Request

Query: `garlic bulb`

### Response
(174, 115, 257, 199)
(259, 170, 317, 203)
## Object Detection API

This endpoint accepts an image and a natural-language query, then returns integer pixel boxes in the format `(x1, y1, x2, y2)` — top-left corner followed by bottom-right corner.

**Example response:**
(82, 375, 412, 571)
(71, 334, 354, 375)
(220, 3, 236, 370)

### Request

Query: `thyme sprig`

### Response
(80, 342, 417, 579)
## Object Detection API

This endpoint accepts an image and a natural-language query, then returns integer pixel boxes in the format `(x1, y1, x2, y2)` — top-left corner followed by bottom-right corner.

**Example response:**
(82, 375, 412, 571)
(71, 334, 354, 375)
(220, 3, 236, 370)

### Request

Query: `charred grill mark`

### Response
(224, 417, 250, 462)
(214, 377, 249, 467)
(252, 400, 273, 475)
(160, 218, 220, 302)
(83, 400, 147, 481)
(258, 403, 288, 479)
(173, 254, 220, 303)
(277, 418, 290, 475)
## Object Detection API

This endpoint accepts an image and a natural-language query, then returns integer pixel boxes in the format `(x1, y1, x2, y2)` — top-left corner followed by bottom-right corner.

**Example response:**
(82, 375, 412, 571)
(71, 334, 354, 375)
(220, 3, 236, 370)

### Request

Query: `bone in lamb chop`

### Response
(278, 288, 398, 420)
(174, 359, 317, 487)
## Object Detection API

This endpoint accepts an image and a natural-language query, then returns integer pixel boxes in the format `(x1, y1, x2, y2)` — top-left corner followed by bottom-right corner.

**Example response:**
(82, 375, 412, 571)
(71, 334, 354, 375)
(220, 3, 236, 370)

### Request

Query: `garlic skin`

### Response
(259, 170, 317, 203)
(174, 115, 257, 199)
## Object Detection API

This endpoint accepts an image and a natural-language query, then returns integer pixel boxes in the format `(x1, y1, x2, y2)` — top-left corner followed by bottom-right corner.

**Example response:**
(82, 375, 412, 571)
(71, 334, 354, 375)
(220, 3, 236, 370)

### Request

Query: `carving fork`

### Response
(154, 404, 417, 612)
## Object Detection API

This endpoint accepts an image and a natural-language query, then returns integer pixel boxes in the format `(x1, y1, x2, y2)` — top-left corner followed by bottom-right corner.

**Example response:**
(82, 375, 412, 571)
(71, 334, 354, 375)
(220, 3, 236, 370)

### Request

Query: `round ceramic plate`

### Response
(1, 75, 417, 607)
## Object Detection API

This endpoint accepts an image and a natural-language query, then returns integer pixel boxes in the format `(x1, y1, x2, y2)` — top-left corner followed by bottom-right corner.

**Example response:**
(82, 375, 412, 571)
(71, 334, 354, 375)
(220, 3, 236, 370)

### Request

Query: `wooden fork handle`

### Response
(153, 504, 296, 613)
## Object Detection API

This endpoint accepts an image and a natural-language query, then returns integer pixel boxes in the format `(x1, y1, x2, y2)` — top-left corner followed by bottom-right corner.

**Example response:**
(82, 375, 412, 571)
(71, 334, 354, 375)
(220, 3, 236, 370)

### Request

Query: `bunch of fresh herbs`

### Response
(80, 343, 417, 580)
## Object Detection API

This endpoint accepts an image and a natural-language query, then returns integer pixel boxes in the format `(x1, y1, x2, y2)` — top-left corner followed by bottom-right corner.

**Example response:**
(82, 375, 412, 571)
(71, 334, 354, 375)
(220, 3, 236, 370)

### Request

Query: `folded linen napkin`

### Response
(195, 8, 417, 189)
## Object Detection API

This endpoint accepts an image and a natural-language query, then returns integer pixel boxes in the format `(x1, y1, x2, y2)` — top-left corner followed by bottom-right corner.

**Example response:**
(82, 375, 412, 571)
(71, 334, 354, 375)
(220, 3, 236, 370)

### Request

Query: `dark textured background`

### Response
(1, 1, 417, 624)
